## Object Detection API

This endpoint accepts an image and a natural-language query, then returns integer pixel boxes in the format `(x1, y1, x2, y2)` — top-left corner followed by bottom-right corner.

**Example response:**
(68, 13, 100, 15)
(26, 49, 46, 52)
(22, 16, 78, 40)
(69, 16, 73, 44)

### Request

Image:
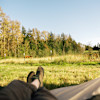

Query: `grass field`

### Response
(0, 54, 100, 65)
(0, 54, 100, 90)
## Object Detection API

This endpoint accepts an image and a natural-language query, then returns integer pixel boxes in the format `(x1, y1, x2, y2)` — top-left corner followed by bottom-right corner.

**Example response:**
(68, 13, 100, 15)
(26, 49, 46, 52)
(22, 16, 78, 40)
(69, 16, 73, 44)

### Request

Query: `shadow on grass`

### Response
(0, 86, 5, 90)
(0, 83, 77, 91)
(44, 83, 78, 90)
(77, 62, 100, 65)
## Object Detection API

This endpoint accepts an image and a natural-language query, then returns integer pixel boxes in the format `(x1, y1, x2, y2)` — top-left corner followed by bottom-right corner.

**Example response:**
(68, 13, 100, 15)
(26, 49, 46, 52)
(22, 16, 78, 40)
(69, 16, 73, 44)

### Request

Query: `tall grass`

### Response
(0, 64, 100, 90)
(0, 54, 100, 89)
(0, 54, 100, 65)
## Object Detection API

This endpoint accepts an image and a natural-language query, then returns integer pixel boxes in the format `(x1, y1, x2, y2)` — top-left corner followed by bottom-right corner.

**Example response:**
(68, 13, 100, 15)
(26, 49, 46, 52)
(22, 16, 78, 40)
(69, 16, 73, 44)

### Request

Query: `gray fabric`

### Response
(0, 80, 57, 100)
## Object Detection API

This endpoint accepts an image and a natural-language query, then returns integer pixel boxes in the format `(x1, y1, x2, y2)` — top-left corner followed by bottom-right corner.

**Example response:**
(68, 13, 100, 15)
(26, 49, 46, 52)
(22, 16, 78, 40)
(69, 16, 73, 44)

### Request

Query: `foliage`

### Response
(0, 7, 85, 58)
(0, 7, 23, 57)
(93, 43, 100, 50)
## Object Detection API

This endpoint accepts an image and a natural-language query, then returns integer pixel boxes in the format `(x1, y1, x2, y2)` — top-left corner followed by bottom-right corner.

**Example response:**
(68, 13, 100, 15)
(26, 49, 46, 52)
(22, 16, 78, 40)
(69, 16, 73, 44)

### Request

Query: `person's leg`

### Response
(30, 78, 57, 100)
(27, 66, 44, 87)
(0, 80, 37, 100)
(28, 66, 57, 100)
(0, 66, 57, 100)
(31, 79, 40, 89)
(32, 87, 57, 100)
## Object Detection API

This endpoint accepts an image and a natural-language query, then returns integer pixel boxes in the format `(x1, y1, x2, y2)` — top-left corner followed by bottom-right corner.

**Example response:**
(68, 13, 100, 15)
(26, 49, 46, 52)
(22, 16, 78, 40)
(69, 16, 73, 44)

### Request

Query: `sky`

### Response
(0, 0, 100, 46)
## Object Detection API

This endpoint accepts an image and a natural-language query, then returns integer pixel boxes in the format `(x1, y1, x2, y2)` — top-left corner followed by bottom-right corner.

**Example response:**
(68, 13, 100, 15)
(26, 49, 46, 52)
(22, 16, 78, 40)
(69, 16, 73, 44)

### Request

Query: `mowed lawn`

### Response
(0, 63, 100, 90)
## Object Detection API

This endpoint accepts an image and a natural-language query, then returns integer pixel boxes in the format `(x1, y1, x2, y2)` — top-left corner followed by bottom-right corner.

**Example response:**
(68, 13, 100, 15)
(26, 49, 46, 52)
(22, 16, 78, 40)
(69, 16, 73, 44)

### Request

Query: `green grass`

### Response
(84, 50, 99, 53)
(0, 63, 100, 90)
(0, 54, 99, 65)
(0, 54, 100, 90)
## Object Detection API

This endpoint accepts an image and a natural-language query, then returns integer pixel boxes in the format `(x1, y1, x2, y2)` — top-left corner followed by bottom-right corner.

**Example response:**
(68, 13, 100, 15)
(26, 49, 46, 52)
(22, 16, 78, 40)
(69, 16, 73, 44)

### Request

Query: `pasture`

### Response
(0, 54, 100, 90)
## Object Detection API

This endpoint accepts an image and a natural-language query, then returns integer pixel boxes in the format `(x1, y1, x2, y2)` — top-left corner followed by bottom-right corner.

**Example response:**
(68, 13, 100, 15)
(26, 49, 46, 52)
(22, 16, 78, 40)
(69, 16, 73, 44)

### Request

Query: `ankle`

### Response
(31, 79, 40, 89)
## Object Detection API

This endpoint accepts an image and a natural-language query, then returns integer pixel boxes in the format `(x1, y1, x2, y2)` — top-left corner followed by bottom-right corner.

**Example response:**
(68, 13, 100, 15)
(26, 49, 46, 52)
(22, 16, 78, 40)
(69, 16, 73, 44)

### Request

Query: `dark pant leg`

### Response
(0, 80, 37, 100)
(32, 87, 57, 100)
(0, 80, 57, 100)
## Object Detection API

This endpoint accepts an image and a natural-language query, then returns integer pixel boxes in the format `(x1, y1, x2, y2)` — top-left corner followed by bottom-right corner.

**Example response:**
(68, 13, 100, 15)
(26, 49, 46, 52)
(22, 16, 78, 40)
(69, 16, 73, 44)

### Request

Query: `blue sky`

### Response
(0, 0, 100, 46)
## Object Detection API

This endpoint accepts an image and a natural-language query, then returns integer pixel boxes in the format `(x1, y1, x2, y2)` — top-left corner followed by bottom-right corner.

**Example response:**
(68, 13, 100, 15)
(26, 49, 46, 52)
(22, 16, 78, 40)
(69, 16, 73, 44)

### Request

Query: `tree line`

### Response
(93, 44, 100, 50)
(0, 7, 85, 58)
